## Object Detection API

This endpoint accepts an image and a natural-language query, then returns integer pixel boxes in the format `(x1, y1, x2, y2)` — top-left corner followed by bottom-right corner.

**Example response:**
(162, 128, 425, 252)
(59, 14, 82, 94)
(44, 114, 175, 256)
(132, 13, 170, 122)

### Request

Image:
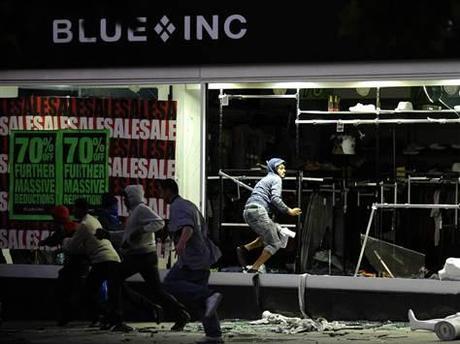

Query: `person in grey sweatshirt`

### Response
(116, 184, 191, 331)
(237, 158, 302, 273)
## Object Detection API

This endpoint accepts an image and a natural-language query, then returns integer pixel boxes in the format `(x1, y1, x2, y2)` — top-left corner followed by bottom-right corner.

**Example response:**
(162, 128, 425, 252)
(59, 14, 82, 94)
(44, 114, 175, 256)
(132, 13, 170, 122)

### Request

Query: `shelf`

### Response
(299, 109, 459, 115)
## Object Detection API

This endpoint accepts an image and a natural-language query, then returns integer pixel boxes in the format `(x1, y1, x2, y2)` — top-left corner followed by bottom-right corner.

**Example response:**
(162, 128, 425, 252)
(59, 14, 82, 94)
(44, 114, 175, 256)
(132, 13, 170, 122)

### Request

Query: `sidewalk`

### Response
(0, 320, 444, 344)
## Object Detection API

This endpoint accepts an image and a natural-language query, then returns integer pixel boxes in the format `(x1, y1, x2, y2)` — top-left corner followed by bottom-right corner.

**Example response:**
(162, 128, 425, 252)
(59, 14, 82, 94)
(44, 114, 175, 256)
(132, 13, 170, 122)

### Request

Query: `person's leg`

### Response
(137, 254, 190, 329)
(85, 263, 106, 324)
(56, 266, 73, 325)
(244, 207, 283, 271)
(118, 254, 165, 324)
(201, 312, 223, 341)
(104, 262, 123, 326)
(164, 265, 212, 302)
(251, 249, 272, 271)
(244, 237, 264, 251)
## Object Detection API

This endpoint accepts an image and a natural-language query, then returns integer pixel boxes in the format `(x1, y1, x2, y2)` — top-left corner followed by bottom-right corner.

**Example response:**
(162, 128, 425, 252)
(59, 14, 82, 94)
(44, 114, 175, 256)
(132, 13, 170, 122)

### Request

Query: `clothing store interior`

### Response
(206, 82, 460, 278)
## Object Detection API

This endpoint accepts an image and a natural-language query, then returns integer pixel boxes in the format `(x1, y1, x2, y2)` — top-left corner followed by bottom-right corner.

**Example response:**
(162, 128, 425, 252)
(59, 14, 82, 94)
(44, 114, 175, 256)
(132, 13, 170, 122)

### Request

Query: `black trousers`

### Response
(86, 261, 122, 325)
(119, 252, 185, 320)
(56, 257, 89, 323)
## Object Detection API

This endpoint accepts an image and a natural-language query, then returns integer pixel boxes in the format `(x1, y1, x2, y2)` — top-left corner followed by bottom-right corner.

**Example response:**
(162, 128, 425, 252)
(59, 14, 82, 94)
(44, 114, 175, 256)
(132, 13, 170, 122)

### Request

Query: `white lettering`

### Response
(128, 17, 147, 42)
(53, 19, 73, 43)
(184, 16, 191, 40)
(0, 154, 7, 174)
(0, 191, 7, 211)
(100, 18, 122, 42)
(109, 157, 175, 179)
(79, 19, 97, 43)
(224, 14, 247, 39)
(197, 15, 218, 40)
(0, 230, 7, 248)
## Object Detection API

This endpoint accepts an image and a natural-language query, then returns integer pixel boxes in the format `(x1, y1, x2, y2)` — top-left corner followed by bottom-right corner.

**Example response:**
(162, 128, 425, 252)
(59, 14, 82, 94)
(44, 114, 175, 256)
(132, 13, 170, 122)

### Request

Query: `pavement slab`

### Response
(0, 320, 447, 344)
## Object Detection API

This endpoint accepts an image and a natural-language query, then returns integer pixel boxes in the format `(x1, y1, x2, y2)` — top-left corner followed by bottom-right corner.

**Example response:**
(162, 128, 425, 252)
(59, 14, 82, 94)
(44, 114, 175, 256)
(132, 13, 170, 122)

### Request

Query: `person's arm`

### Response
(270, 177, 290, 214)
(270, 177, 302, 216)
(62, 224, 90, 254)
(175, 226, 193, 256)
(129, 207, 165, 240)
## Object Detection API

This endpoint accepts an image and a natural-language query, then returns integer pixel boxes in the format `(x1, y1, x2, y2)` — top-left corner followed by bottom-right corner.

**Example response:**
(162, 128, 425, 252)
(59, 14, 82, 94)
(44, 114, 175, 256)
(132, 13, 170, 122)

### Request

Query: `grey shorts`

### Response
(243, 204, 287, 255)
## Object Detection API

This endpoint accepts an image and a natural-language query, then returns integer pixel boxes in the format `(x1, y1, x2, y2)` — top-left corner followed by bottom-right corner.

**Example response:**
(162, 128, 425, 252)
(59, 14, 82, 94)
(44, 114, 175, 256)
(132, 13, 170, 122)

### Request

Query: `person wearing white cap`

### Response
(237, 158, 302, 273)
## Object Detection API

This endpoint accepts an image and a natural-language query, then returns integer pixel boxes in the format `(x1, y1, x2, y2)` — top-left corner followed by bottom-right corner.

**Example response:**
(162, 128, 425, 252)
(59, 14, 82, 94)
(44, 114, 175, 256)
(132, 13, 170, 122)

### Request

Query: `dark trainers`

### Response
(170, 308, 191, 331)
(204, 292, 223, 318)
(196, 336, 224, 344)
(236, 246, 249, 267)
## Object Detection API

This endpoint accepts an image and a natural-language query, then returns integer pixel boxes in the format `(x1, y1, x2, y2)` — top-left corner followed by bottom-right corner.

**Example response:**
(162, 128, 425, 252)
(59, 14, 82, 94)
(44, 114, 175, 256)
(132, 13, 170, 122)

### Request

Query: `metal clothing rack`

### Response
(406, 175, 460, 225)
(354, 202, 460, 277)
(295, 118, 460, 126)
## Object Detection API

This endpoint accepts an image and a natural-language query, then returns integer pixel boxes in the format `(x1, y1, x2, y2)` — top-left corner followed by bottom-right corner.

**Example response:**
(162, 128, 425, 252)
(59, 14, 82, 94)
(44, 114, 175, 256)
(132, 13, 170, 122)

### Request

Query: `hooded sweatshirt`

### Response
(120, 185, 164, 256)
(245, 158, 289, 215)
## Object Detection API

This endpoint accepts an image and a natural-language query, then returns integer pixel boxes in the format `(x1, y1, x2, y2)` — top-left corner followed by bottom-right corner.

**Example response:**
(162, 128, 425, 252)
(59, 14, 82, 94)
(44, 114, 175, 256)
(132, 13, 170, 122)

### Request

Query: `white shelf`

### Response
(299, 109, 458, 115)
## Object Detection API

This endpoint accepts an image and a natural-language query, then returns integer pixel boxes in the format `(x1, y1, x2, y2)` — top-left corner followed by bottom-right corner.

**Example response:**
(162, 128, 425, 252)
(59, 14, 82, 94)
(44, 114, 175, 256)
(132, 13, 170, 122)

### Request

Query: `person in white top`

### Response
(63, 198, 129, 332)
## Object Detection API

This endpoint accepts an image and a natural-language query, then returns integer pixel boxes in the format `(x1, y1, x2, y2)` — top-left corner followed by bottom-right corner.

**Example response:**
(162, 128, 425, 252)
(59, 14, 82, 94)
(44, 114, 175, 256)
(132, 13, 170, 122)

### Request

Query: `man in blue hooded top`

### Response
(237, 158, 302, 273)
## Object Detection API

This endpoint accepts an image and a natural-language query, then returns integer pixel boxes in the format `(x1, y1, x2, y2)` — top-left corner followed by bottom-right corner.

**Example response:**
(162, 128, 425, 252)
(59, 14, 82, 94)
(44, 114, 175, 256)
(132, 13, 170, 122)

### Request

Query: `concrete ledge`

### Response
(2, 264, 460, 294)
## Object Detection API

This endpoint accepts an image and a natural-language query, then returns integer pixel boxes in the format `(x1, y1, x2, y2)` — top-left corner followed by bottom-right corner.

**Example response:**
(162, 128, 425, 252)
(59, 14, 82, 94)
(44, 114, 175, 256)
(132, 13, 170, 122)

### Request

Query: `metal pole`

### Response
(375, 203, 460, 210)
(295, 118, 460, 125)
(295, 89, 300, 162)
(218, 170, 254, 192)
(221, 223, 296, 228)
(408, 176, 411, 204)
(227, 94, 297, 100)
(295, 169, 303, 274)
(354, 204, 377, 276)
(456, 179, 459, 226)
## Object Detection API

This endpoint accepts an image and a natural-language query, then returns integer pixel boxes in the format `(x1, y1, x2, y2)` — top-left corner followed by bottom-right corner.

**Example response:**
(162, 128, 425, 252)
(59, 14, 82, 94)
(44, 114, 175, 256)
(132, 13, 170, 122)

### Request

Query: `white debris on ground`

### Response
(247, 310, 403, 335)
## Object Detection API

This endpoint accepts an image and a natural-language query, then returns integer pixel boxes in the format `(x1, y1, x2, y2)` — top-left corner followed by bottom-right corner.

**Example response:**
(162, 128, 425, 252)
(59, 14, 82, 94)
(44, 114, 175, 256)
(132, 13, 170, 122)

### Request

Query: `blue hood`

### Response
(266, 158, 285, 174)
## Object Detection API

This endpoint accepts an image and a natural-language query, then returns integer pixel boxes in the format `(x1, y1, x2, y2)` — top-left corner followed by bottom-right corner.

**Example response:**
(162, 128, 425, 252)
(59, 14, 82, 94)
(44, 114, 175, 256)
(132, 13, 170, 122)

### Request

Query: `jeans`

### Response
(164, 264, 222, 338)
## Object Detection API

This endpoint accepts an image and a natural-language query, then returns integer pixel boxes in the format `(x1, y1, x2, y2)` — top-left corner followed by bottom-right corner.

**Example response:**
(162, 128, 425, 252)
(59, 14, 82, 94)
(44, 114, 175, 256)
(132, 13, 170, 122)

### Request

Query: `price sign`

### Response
(62, 131, 109, 208)
(8, 130, 109, 220)
(9, 131, 59, 219)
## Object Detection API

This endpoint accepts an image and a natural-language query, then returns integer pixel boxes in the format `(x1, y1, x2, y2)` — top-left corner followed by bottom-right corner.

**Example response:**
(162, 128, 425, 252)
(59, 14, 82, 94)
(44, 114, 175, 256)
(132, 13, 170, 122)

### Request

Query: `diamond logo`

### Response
(154, 15, 175, 42)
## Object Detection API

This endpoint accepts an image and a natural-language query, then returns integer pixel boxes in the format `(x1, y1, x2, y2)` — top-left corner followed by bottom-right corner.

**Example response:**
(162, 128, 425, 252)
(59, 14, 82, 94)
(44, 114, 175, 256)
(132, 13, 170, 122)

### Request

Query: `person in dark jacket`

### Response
(237, 158, 302, 273)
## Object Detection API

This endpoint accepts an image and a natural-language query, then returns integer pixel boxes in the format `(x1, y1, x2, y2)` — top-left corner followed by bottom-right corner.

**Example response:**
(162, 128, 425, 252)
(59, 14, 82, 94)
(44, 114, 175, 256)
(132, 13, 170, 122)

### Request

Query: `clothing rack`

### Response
(406, 175, 460, 224)
(295, 118, 460, 126)
(354, 202, 460, 277)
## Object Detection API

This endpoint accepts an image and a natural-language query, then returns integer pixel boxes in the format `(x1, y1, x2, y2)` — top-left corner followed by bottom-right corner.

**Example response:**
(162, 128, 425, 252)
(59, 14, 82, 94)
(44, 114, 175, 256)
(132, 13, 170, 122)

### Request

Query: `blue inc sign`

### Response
(52, 15, 248, 44)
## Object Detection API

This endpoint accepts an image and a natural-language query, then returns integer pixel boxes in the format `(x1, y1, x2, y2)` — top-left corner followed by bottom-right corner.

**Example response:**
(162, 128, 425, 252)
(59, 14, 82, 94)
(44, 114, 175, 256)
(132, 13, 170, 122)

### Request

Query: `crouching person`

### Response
(63, 198, 130, 332)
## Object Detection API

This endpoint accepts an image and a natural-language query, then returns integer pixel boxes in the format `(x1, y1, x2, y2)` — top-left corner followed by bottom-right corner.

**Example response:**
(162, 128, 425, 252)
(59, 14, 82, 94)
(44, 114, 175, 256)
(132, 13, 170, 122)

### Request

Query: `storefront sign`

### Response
(8, 130, 109, 220)
(1, 1, 460, 69)
(0, 96, 176, 249)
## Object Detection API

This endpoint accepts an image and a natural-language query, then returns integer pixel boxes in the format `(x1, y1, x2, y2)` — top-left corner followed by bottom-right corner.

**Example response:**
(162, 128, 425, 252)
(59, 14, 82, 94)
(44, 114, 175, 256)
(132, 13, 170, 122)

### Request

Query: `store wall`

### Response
(171, 84, 202, 209)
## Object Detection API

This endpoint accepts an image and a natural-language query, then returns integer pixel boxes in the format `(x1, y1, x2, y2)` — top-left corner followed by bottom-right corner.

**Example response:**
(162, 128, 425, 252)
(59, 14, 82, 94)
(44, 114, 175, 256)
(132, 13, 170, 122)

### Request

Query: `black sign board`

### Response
(1, 0, 460, 69)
